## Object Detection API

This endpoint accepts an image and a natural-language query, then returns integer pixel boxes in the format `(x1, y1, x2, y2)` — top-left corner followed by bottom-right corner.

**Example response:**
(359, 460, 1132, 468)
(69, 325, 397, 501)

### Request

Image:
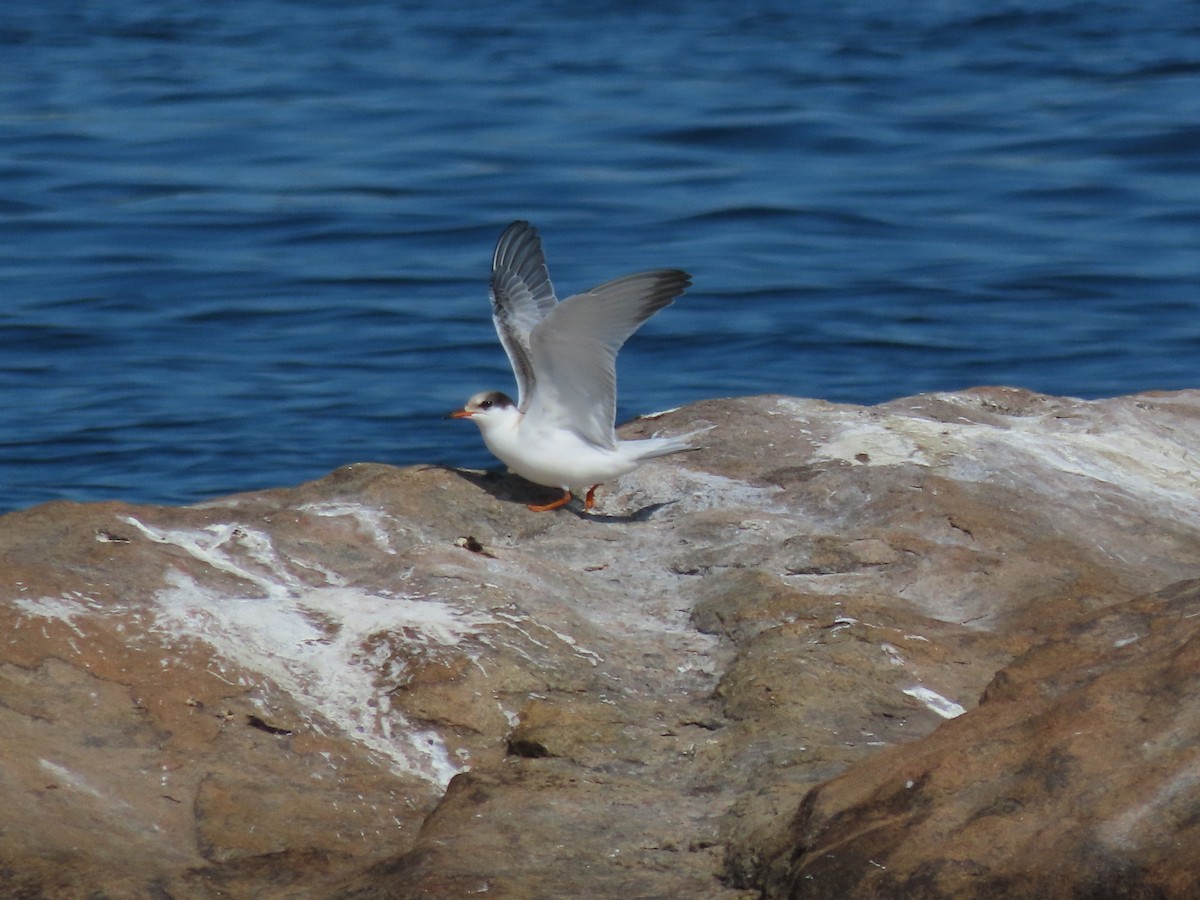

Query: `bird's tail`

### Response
(630, 425, 714, 461)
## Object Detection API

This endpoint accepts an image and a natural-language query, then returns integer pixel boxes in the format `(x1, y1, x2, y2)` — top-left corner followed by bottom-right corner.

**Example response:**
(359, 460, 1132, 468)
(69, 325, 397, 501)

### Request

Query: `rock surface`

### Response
(2, 387, 1199, 898)
(770, 577, 1200, 899)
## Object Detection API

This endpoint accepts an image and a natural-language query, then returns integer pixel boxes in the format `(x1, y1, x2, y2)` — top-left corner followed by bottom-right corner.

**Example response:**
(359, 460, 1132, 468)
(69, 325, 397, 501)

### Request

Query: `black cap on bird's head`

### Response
(446, 390, 516, 419)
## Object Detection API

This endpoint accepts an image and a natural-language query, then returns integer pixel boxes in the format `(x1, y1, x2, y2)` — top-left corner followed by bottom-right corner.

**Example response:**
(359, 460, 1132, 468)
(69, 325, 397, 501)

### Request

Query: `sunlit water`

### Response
(2, 1, 1198, 511)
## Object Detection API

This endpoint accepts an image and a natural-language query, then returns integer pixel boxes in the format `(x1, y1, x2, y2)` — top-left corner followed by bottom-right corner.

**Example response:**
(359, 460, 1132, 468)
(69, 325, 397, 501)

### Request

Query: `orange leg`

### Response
(584, 484, 600, 510)
(528, 490, 573, 512)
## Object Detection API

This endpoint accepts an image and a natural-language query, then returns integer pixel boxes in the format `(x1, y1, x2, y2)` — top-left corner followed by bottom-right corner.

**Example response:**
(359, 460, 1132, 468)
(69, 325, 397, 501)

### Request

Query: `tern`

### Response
(449, 220, 702, 512)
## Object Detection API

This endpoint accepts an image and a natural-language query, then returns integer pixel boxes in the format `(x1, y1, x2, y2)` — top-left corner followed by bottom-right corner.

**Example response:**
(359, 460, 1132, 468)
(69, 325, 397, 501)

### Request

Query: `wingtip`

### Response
(648, 268, 693, 302)
(500, 219, 534, 239)
(493, 220, 542, 274)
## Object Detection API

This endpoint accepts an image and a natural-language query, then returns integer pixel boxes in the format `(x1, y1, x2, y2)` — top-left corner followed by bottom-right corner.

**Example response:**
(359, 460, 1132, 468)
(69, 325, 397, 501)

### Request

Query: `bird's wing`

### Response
(489, 221, 558, 410)
(523, 269, 691, 449)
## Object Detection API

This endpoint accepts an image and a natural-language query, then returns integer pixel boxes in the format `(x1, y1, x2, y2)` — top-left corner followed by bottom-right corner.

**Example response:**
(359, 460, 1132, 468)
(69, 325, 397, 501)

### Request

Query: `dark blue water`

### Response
(2, 1, 1198, 512)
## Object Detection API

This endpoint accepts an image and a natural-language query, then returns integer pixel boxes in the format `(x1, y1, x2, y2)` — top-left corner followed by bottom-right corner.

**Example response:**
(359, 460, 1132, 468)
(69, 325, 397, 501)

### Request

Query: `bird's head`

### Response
(446, 391, 518, 429)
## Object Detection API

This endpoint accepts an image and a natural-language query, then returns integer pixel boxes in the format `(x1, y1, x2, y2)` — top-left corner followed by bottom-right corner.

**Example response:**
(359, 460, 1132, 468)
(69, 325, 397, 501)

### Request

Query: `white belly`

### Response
(483, 422, 637, 492)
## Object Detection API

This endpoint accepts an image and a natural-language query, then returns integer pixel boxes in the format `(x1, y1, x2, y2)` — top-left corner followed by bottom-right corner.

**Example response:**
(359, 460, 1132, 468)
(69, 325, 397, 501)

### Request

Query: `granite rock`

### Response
(0, 387, 1197, 897)
(768, 577, 1200, 899)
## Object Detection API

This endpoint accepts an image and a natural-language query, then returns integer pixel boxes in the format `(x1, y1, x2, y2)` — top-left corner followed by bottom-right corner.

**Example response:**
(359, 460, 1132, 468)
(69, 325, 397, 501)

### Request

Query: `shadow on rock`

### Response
(442, 466, 674, 522)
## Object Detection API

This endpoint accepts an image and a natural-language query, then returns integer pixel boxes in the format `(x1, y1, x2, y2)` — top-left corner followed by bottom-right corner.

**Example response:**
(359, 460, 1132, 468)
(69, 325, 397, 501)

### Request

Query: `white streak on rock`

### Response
(114, 516, 494, 785)
(816, 421, 930, 467)
(13, 594, 93, 637)
(809, 398, 1200, 523)
(880, 643, 906, 667)
(903, 686, 966, 719)
(39, 759, 108, 800)
(298, 502, 398, 555)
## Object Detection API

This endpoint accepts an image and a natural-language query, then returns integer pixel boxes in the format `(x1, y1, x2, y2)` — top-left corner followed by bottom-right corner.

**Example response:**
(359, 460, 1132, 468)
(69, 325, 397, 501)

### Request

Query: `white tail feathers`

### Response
(630, 425, 714, 461)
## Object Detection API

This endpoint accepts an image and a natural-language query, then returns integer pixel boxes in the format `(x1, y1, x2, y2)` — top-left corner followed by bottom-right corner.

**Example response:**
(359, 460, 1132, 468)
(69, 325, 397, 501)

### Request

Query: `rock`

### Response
(765, 577, 1200, 899)
(0, 388, 1198, 897)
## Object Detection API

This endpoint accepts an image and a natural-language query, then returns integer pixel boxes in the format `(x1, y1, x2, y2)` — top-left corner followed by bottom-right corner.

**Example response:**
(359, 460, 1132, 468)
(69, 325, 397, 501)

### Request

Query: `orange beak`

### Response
(446, 408, 474, 419)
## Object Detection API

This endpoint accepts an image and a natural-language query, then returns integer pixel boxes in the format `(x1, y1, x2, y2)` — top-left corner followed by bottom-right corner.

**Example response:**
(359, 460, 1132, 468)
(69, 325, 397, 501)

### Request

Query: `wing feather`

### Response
(524, 269, 691, 449)
(489, 221, 557, 409)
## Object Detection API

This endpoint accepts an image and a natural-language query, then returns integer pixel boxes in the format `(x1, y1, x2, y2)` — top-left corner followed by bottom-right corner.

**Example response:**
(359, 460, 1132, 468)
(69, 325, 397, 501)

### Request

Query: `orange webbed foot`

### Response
(528, 490, 573, 512)
(584, 485, 600, 510)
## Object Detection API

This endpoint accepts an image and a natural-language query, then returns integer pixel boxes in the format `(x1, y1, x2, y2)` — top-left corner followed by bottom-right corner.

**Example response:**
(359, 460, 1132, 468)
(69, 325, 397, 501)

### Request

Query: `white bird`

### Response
(449, 220, 702, 512)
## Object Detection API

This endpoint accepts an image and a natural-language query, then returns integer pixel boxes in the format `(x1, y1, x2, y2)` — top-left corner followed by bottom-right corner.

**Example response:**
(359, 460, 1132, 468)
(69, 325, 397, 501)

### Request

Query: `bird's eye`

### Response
(480, 399, 493, 409)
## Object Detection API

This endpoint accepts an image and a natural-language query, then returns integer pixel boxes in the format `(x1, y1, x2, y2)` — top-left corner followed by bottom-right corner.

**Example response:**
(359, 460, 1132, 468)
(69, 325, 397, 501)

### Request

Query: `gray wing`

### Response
(523, 269, 692, 449)
(489, 221, 557, 410)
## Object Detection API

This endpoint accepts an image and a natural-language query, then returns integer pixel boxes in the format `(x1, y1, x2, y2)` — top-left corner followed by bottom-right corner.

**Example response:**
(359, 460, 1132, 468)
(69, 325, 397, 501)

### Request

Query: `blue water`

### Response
(2, 1, 1198, 512)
